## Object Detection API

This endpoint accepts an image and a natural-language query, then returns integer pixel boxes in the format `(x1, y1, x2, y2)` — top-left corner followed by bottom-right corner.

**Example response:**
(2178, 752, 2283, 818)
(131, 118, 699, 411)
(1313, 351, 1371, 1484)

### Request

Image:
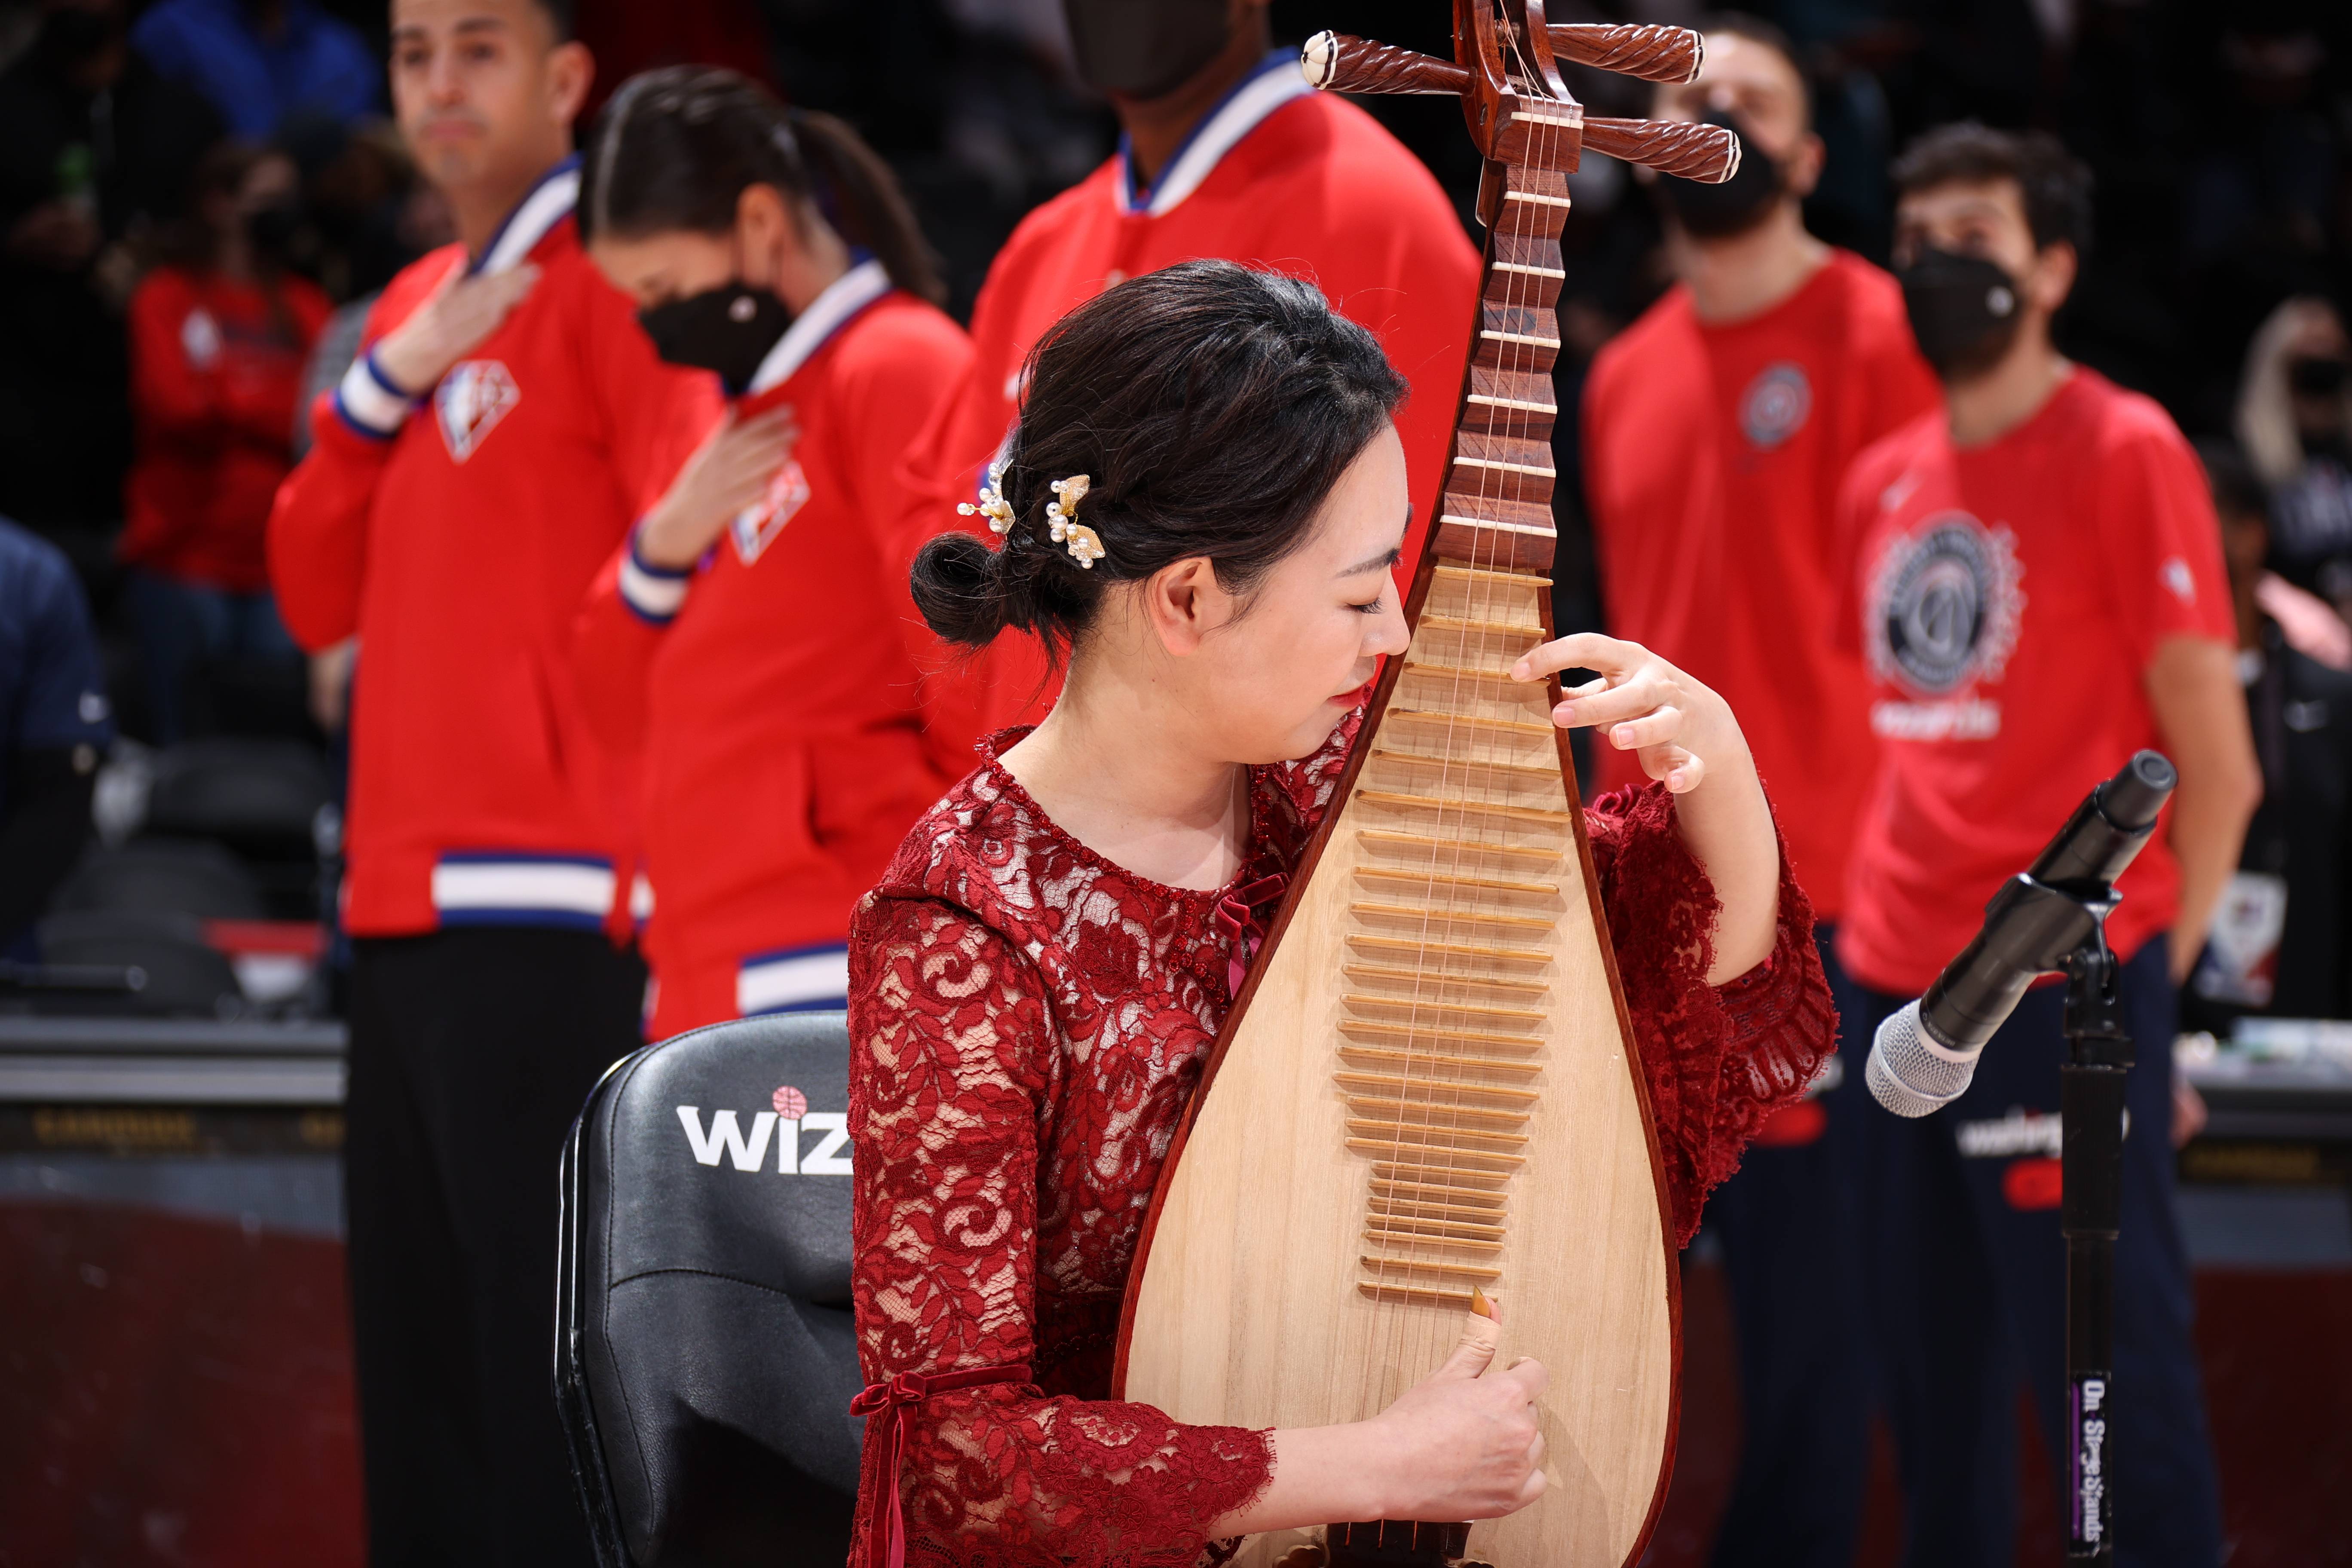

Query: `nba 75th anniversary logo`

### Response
(1865, 510, 2025, 741)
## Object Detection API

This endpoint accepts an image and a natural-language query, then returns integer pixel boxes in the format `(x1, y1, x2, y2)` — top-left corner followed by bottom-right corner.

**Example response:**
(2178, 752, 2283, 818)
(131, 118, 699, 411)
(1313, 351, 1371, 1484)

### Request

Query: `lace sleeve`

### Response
(846, 893, 1276, 1568)
(1583, 782, 1837, 1245)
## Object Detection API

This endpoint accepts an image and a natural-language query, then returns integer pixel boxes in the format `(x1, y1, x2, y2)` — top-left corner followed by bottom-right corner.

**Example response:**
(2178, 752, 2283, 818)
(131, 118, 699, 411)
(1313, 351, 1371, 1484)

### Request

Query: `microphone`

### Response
(1866, 751, 2177, 1118)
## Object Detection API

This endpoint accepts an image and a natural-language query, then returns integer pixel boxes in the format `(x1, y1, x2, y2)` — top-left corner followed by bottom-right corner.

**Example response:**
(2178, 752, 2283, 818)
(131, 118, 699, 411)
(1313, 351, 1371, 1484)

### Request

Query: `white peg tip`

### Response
(1301, 31, 1336, 89)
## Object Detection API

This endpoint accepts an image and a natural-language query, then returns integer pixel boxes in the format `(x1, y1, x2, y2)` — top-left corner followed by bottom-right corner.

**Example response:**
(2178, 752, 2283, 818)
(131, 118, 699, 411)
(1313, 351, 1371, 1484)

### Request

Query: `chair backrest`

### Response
(557, 1012, 865, 1568)
(146, 738, 332, 847)
(52, 839, 268, 922)
(37, 910, 245, 1017)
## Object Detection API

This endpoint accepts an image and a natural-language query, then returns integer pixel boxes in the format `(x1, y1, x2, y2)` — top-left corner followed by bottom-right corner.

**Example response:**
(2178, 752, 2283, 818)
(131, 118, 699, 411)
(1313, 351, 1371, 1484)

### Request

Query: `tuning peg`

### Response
(1300, 31, 1468, 96)
(1547, 23, 1704, 84)
(1582, 116, 1741, 183)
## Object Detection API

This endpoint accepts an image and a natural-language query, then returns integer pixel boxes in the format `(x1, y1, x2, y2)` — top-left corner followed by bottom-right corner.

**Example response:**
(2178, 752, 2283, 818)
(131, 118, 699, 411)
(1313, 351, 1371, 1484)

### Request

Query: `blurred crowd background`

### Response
(3, 0, 2350, 995)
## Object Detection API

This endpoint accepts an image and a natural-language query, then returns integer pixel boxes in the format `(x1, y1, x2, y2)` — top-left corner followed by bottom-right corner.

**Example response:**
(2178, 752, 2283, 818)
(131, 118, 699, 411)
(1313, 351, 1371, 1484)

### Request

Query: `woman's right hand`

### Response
(635, 405, 801, 570)
(1357, 1306, 1549, 1521)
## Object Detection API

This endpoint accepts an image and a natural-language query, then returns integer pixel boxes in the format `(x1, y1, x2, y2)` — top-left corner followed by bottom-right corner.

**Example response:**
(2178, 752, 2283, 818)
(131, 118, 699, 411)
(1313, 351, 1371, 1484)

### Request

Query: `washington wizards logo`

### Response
(1740, 361, 1811, 450)
(731, 459, 811, 563)
(1867, 511, 2026, 695)
(435, 360, 520, 463)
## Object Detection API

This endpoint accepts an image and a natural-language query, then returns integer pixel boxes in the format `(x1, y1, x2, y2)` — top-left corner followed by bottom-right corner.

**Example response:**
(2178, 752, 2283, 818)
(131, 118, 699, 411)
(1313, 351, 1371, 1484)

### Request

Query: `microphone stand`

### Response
(2058, 927, 2129, 1565)
(1959, 874, 2129, 1563)
(1963, 875, 2128, 1564)
(1868, 750, 2174, 1564)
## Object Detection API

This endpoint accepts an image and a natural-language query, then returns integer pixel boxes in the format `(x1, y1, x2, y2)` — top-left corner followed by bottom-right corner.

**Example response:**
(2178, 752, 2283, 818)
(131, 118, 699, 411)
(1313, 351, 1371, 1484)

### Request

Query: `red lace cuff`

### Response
(852, 1363, 1036, 1568)
(1586, 781, 1836, 1244)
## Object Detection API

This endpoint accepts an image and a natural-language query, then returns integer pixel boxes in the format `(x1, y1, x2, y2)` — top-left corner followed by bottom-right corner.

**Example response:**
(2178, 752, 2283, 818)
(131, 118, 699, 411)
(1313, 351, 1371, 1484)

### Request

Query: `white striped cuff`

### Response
(619, 529, 690, 625)
(430, 854, 615, 930)
(334, 349, 417, 439)
(736, 944, 850, 1017)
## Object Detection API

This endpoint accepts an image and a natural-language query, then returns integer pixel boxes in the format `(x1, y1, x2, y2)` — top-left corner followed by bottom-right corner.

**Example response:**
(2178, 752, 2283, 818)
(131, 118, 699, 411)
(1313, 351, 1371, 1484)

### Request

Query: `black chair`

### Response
(557, 1012, 866, 1568)
(145, 738, 333, 846)
(51, 838, 269, 922)
(35, 910, 245, 1017)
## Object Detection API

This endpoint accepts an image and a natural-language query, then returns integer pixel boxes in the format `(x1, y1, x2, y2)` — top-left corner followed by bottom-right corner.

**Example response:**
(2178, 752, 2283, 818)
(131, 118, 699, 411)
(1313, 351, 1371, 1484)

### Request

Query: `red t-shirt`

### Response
(1583, 251, 1940, 922)
(122, 266, 331, 593)
(1833, 367, 2236, 995)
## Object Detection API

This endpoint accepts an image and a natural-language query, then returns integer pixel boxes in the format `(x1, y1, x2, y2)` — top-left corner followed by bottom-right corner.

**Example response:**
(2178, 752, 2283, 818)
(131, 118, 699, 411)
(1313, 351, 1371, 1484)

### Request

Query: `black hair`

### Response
(531, 0, 576, 41)
(1697, 12, 1814, 123)
(2196, 438, 2270, 524)
(910, 260, 1407, 659)
(1892, 122, 2094, 257)
(578, 66, 943, 305)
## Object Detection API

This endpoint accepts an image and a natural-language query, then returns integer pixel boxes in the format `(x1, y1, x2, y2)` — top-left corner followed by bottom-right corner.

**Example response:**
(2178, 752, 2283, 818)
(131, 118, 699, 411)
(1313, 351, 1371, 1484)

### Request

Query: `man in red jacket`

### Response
(1580, 18, 1940, 1564)
(265, 1, 714, 1560)
(901, 0, 1480, 757)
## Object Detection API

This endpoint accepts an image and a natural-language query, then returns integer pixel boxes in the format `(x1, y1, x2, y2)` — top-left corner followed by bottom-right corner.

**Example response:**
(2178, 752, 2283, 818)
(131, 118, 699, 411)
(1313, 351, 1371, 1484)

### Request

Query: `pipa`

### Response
(1111, 9, 1741, 1565)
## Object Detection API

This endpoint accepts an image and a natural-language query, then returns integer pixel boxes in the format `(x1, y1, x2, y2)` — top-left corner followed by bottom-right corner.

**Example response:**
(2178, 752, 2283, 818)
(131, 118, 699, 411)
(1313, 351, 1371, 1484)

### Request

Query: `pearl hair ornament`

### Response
(958, 476, 1015, 536)
(1045, 475, 1104, 568)
(958, 469, 1105, 567)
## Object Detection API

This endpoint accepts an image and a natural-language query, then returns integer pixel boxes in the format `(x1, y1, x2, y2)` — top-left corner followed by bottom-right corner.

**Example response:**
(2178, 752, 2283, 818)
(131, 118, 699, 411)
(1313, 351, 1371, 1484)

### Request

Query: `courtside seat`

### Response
(145, 738, 333, 848)
(557, 1011, 865, 1568)
(36, 910, 245, 1017)
(52, 839, 268, 922)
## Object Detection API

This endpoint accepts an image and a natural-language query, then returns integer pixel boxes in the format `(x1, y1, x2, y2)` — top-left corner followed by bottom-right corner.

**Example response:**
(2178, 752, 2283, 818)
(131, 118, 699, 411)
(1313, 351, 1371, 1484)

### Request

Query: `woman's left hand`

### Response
(1509, 633, 1747, 796)
(1509, 632, 1780, 982)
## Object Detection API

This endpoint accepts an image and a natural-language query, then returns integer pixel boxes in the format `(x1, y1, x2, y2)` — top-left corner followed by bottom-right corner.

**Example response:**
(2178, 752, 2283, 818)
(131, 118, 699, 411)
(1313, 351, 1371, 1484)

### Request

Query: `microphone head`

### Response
(2100, 750, 2176, 832)
(1866, 998, 1980, 1118)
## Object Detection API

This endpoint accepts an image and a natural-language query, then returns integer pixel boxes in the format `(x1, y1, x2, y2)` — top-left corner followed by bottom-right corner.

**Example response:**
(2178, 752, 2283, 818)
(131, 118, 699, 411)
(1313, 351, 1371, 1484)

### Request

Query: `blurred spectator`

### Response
(119, 139, 328, 742)
(0, 514, 111, 959)
(2238, 294, 2352, 620)
(130, 0, 377, 140)
(2189, 439, 2352, 1023)
(571, 0, 771, 122)
(1839, 124, 2248, 1567)
(0, 0, 220, 536)
(294, 117, 454, 303)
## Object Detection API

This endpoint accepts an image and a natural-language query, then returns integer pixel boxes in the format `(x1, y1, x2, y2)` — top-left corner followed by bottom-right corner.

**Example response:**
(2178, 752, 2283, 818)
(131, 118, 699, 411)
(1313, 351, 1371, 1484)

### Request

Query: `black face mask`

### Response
(245, 201, 301, 266)
(637, 282, 792, 397)
(1898, 247, 2024, 380)
(2288, 356, 2348, 397)
(1063, 0, 1231, 100)
(1656, 110, 1783, 239)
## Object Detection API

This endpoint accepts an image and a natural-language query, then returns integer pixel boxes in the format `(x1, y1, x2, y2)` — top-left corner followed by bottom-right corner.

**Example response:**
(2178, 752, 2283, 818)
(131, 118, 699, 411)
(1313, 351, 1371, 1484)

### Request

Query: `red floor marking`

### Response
(3, 1203, 2344, 1566)
(0, 1200, 363, 1567)
(1653, 1257, 2352, 1566)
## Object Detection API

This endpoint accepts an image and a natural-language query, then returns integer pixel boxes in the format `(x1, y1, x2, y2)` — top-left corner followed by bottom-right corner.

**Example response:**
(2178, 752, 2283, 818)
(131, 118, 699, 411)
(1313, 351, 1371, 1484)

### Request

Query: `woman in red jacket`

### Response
(573, 68, 972, 1039)
(122, 141, 329, 740)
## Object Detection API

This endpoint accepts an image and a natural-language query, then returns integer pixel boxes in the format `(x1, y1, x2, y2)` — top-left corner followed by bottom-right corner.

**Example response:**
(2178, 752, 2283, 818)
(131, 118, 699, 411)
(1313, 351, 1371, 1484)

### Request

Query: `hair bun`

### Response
(908, 530, 1011, 648)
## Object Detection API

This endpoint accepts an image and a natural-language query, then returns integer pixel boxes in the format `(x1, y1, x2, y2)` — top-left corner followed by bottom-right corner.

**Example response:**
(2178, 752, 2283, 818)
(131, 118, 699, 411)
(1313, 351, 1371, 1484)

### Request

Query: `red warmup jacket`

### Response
(122, 265, 331, 592)
(268, 158, 720, 938)
(572, 262, 971, 1038)
(898, 50, 1482, 762)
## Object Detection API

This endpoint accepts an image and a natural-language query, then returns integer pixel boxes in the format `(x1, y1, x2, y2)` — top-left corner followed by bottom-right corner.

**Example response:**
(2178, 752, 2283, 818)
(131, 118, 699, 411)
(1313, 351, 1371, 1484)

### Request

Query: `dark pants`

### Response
(1856, 939, 2223, 1568)
(124, 569, 300, 743)
(1707, 926, 1875, 1568)
(346, 928, 645, 1567)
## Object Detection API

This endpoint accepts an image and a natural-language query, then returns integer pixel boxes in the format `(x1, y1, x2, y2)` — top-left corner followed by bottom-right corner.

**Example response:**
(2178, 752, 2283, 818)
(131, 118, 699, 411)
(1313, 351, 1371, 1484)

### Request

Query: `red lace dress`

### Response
(845, 716, 1835, 1568)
